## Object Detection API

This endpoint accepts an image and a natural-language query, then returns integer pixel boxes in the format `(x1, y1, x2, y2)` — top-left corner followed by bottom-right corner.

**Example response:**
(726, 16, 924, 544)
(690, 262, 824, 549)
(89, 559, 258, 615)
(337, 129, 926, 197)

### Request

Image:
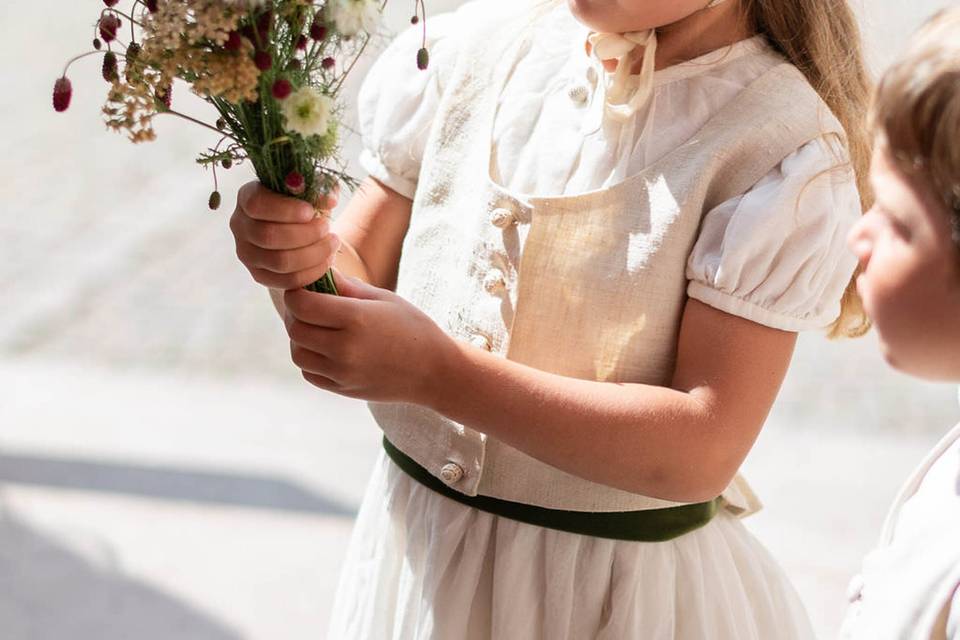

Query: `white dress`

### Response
(327, 3, 862, 639)
(840, 393, 960, 639)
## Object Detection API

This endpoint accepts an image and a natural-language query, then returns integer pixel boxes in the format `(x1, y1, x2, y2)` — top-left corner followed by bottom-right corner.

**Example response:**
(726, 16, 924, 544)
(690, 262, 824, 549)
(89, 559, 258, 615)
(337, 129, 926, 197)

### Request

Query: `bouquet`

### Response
(53, 0, 429, 295)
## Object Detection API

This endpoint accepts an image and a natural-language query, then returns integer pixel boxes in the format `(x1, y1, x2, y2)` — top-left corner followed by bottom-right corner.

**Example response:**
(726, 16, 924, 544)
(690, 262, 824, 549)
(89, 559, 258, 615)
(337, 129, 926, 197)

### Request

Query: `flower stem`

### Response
(157, 109, 240, 142)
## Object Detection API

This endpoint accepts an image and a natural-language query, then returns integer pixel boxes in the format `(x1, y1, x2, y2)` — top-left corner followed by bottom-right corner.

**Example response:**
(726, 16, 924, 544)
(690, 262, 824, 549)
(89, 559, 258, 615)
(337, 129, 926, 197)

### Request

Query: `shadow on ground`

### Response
(0, 509, 242, 640)
(0, 452, 356, 517)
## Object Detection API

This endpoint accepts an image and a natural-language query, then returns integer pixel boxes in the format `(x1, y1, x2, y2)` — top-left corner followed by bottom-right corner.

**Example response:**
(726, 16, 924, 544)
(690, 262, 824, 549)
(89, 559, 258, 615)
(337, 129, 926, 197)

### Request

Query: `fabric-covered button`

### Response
(469, 334, 492, 351)
(483, 269, 506, 293)
(440, 462, 464, 485)
(845, 574, 865, 603)
(568, 84, 589, 104)
(489, 207, 517, 229)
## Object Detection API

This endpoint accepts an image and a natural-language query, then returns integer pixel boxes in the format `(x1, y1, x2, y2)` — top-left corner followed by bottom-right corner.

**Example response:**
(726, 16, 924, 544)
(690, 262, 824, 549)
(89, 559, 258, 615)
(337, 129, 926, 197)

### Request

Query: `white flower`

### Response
(282, 87, 334, 138)
(329, 0, 381, 37)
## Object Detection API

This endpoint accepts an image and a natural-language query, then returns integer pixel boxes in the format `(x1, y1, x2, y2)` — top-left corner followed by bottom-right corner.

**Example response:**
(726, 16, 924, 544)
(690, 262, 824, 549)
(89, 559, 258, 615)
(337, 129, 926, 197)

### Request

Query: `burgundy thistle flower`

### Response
(103, 0, 119, 6)
(254, 50, 272, 71)
(224, 31, 243, 52)
(271, 78, 292, 100)
(102, 51, 119, 82)
(52, 77, 72, 112)
(321, 57, 335, 70)
(310, 22, 327, 41)
(99, 14, 121, 43)
(285, 171, 306, 195)
(296, 35, 308, 51)
(257, 10, 274, 39)
(146, 0, 158, 12)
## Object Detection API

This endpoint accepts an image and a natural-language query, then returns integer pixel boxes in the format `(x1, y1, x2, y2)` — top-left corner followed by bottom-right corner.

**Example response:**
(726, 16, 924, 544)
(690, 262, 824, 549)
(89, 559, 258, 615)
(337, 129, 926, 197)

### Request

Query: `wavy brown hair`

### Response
(740, 0, 874, 338)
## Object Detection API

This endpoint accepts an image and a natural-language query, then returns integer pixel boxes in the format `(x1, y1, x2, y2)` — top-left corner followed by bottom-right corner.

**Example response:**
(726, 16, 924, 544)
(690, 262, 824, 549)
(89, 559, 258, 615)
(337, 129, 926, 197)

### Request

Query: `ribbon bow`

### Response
(587, 29, 657, 122)
(585, 0, 730, 122)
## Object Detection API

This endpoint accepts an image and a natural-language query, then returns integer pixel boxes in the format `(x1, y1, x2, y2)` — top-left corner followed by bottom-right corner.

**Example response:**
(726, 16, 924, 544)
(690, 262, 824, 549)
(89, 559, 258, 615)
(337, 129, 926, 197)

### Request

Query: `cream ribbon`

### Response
(586, 0, 730, 122)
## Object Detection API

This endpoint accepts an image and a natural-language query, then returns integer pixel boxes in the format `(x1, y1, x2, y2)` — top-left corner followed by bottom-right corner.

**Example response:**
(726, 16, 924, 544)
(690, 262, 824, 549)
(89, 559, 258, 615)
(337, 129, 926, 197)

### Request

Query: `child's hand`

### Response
(282, 270, 455, 404)
(230, 181, 341, 290)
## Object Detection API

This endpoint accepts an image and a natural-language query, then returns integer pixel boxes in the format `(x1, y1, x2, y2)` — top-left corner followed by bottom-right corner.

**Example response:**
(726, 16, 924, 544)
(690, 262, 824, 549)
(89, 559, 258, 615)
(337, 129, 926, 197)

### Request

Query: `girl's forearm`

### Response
(423, 340, 740, 503)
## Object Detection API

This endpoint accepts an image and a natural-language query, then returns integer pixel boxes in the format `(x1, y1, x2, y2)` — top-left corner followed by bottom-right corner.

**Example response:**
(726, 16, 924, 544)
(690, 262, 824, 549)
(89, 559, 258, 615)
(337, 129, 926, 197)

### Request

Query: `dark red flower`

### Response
(310, 23, 327, 41)
(285, 171, 306, 195)
(53, 77, 72, 112)
(254, 50, 272, 71)
(102, 51, 119, 82)
(146, 0, 158, 12)
(271, 78, 293, 100)
(296, 35, 308, 51)
(99, 14, 121, 43)
(257, 10, 274, 39)
(224, 30, 243, 52)
(321, 56, 335, 69)
(103, 0, 119, 6)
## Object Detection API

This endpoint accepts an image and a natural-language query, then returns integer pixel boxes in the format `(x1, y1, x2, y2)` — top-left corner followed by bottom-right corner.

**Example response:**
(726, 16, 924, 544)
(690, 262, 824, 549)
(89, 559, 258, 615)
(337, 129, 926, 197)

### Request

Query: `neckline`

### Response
(482, 14, 782, 207)
(580, 31, 771, 88)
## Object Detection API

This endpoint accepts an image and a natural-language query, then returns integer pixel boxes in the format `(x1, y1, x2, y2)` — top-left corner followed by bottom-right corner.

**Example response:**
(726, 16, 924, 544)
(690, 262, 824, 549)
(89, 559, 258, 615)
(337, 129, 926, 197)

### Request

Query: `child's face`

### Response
(567, 0, 715, 33)
(847, 146, 960, 381)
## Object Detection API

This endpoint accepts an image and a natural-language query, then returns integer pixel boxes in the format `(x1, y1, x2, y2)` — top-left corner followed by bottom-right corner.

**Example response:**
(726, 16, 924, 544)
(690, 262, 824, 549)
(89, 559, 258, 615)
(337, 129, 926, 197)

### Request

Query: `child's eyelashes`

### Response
(877, 206, 913, 241)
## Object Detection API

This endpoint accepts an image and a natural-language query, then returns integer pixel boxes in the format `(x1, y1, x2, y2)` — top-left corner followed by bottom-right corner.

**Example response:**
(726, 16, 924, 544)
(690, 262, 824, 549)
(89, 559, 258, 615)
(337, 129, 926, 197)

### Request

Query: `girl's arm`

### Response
(424, 299, 797, 503)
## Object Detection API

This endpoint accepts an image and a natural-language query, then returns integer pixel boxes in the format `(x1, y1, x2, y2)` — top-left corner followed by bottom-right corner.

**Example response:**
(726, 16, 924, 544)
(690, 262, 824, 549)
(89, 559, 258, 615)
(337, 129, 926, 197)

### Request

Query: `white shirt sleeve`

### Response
(685, 135, 862, 331)
(356, 8, 468, 199)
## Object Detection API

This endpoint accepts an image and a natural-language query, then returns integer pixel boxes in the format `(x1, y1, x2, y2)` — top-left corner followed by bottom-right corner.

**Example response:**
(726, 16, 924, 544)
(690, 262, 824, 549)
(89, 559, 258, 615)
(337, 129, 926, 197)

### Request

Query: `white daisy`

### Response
(281, 87, 334, 138)
(329, 0, 381, 37)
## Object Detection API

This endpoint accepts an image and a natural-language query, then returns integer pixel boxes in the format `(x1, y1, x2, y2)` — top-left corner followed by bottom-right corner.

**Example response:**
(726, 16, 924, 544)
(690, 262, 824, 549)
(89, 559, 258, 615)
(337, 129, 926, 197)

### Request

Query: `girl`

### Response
(842, 9, 960, 638)
(229, 0, 870, 637)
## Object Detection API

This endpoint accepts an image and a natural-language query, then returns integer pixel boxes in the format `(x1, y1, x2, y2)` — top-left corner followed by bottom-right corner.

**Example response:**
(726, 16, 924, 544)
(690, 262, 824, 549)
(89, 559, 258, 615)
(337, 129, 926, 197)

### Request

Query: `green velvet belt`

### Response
(382, 437, 720, 542)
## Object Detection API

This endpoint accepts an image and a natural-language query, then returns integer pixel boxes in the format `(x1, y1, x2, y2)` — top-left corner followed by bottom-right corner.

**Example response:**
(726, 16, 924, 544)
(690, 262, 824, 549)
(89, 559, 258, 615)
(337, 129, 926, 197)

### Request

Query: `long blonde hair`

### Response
(741, 0, 874, 338)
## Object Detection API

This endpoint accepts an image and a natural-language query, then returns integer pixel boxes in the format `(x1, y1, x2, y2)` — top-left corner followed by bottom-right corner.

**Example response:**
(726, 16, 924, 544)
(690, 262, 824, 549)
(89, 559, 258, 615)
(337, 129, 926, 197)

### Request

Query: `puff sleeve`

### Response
(685, 135, 862, 331)
(356, 7, 466, 200)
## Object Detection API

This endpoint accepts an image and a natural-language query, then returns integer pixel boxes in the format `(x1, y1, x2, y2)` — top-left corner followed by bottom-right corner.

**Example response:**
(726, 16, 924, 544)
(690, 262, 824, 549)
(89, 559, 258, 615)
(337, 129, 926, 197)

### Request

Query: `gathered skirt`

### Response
(326, 450, 815, 639)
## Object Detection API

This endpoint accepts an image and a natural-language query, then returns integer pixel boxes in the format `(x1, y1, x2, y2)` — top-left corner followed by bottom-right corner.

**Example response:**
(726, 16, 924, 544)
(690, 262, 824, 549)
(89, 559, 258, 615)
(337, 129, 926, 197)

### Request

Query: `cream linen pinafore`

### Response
(326, 1, 861, 638)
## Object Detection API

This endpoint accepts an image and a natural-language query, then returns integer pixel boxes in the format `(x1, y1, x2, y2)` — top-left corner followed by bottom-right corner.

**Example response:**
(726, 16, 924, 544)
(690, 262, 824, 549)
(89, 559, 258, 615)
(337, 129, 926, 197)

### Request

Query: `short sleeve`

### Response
(685, 135, 862, 331)
(357, 7, 468, 199)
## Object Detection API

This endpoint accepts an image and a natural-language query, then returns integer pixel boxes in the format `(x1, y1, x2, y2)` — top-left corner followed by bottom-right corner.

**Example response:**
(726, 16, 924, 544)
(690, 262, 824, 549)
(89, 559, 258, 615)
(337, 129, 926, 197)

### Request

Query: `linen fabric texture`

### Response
(357, 0, 859, 515)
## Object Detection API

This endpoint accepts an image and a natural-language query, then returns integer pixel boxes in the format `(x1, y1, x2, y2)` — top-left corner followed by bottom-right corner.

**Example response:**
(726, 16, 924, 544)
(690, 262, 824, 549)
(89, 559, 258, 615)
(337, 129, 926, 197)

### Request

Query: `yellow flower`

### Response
(281, 87, 333, 138)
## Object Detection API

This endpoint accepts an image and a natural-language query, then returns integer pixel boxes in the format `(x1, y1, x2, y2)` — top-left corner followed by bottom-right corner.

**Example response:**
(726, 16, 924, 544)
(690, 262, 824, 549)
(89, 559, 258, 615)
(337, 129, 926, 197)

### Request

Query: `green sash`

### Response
(383, 437, 719, 542)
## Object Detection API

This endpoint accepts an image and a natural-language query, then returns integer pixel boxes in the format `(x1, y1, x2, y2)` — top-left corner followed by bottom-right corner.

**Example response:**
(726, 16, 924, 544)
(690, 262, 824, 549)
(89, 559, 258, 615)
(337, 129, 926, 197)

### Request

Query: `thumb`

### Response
(332, 268, 387, 300)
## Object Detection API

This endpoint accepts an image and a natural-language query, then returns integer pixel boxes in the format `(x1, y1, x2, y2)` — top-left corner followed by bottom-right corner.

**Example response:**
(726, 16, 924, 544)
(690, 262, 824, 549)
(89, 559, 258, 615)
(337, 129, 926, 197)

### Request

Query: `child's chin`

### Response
(881, 339, 960, 382)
